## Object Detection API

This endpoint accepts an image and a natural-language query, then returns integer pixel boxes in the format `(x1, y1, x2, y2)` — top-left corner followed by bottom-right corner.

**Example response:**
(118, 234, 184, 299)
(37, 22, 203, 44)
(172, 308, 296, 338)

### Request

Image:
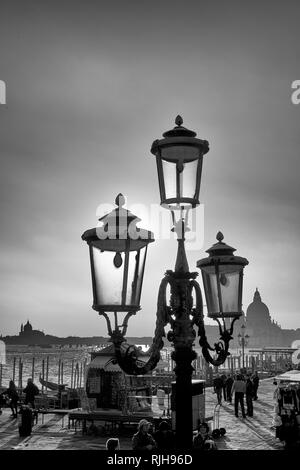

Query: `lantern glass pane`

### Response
(162, 159, 177, 200)
(203, 272, 219, 314)
(180, 159, 199, 199)
(126, 246, 147, 306)
(202, 264, 243, 316)
(92, 247, 124, 306)
(219, 269, 240, 313)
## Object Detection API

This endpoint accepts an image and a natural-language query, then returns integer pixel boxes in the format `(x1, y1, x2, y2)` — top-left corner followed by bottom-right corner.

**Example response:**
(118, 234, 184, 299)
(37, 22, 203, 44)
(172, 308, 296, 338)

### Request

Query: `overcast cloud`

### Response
(0, 0, 299, 337)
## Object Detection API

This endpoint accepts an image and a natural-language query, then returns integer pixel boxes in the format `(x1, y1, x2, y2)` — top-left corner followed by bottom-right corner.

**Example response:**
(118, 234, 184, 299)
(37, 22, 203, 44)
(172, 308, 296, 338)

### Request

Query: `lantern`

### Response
(82, 194, 154, 313)
(197, 232, 248, 324)
(150, 115, 209, 210)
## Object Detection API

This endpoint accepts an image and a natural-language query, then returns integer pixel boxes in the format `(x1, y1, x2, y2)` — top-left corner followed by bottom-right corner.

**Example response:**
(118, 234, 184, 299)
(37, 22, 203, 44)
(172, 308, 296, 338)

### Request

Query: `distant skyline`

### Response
(0, 1, 300, 338)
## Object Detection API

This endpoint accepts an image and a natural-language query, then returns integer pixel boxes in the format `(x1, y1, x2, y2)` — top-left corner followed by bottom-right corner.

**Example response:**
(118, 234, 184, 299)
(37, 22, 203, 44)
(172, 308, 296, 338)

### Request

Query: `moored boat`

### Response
(39, 375, 67, 391)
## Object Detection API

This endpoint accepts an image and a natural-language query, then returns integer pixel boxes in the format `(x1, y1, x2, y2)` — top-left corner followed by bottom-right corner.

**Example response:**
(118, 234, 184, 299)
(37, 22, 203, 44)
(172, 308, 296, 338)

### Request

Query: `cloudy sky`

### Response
(0, 0, 299, 338)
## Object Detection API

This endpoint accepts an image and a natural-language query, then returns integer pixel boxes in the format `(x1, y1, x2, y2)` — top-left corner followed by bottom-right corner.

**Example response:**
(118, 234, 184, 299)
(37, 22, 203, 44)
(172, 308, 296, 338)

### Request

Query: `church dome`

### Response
(23, 320, 33, 332)
(246, 288, 272, 328)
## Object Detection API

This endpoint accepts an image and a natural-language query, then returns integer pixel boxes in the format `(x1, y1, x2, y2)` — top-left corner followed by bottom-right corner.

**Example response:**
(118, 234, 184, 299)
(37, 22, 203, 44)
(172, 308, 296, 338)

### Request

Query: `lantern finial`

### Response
(175, 115, 183, 127)
(216, 231, 224, 243)
(115, 193, 125, 208)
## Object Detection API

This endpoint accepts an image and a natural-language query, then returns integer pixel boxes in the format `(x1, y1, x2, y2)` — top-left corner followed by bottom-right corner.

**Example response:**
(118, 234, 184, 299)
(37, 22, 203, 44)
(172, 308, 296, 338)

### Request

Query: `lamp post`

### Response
(82, 116, 249, 449)
(238, 324, 249, 370)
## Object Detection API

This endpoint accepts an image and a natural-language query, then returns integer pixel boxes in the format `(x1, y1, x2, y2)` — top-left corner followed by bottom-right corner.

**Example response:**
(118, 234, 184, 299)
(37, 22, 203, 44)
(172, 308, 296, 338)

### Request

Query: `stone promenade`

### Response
(0, 378, 284, 450)
(205, 378, 284, 450)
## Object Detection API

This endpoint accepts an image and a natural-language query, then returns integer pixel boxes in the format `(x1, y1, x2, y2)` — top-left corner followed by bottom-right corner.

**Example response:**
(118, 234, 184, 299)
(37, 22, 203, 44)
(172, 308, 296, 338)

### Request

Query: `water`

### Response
(0, 344, 257, 390)
(0, 344, 94, 389)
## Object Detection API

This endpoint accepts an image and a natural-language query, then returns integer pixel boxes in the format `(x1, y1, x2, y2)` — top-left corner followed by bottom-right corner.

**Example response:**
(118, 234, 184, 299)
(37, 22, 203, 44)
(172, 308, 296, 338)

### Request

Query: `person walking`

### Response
(225, 374, 234, 403)
(213, 374, 223, 405)
(132, 419, 157, 451)
(252, 371, 260, 400)
(231, 374, 246, 418)
(221, 373, 227, 401)
(5, 380, 19, 418)
(23, 378, 39, 408)
(0, 392, 6, 415)
(245, 375, 254, 417)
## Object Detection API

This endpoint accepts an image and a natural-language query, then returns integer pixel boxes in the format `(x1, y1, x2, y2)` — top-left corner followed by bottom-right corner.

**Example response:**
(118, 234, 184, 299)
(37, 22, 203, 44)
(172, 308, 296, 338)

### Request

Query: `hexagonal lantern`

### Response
(197, 232, 248, 322)
(82, 194, 154, 313)
(150, 115, 209, 210)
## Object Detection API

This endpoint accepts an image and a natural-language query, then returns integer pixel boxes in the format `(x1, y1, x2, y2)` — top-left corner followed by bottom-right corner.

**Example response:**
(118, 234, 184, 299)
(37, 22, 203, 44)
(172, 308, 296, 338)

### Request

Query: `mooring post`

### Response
(46, 356, 49, 392)
(79, 363, 83, 388)
(70, 359, 74, 389)
(61, 361, 64, 385)
(83, 358, 87, 386)
(32, 357, 35, 382)
(13, 357, 16, 383)
(58, 359, 61, 386)
(18, 358, 22, 389)
(42, 359, 45, 394)
(20, 359, 23, 390)
(76, 363, 79, 388)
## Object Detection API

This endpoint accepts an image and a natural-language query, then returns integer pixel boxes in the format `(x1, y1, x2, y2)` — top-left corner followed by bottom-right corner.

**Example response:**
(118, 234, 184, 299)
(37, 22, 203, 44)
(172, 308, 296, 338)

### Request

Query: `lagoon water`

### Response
(0, 344, 252, 390)
(0, 344, 94, 389)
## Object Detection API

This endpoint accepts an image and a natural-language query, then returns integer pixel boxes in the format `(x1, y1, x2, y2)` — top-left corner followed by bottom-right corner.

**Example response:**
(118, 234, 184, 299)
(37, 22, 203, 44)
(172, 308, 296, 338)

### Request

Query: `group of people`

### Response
(132, 419, 175, 451)
(106, 418, 217, 452)
(0, 378, 40, 418)
(213, 371, 260, 418)
(105, 419, 176, 451)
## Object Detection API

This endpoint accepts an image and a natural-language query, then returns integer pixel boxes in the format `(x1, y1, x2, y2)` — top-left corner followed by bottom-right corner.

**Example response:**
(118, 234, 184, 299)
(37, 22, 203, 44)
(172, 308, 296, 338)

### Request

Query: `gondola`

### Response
(39, 374, 67, 391)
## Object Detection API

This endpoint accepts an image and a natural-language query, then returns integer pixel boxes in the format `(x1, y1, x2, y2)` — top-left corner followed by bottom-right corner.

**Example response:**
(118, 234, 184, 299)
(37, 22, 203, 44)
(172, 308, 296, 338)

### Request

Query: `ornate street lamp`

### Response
(150, 115, 209, 210)
(238, 324, 250, 369)
(197, 232, 249, 365)
(82, 193, 154, 340)
(82, 116, 249, 449)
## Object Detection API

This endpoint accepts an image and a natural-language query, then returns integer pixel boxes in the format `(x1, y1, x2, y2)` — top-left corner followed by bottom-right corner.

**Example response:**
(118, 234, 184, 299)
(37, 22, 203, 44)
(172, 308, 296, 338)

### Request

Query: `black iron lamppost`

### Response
(238, 324, 249, 370)
(82, 116, 249, 449)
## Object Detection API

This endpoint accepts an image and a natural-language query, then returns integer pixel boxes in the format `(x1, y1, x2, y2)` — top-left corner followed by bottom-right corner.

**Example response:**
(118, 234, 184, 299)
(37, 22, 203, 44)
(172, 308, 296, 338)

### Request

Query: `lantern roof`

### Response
(205, 231, 236, 257)
(197, 232, 249, 267)
(82, 194, 154, 250)
(163, 115, 197, 138)
(150, 115, 209, 155)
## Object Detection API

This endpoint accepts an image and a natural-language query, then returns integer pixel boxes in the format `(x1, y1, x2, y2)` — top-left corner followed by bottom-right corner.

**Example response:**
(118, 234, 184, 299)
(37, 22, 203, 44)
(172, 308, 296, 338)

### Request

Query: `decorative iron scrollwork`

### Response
(106, 269, 235, 374)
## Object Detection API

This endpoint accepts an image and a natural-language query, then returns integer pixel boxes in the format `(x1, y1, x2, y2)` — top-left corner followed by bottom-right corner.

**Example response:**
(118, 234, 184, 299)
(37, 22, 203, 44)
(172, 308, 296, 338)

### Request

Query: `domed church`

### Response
(245, 289, 294, 347)
(19, 320, 45, 340)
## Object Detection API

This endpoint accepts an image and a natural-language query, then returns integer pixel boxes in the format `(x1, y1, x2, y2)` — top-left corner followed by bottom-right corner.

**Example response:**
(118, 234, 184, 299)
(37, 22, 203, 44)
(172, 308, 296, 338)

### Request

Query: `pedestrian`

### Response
(193, 422, 217, 451)
(213, 374, 223, 405)
(132, 419, 157, 451)
(5, 380, 19, 418)
(252, 371, 260, 401)
(0, 392, 6, 414)
(153, 420, 175, 450)
(231, 374, 246, 418)
(23, 378, 39, 408)
(245, 374, 254, 417)
(106, 438, 120, 451)
(225, 374, 234, 403)
(221, 373, 227, 401)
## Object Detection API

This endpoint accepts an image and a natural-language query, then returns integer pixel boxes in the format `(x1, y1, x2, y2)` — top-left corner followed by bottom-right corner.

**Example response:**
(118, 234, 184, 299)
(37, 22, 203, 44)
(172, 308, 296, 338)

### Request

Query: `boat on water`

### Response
(39, 375, 68, 391)
(38, 375, 79, 396)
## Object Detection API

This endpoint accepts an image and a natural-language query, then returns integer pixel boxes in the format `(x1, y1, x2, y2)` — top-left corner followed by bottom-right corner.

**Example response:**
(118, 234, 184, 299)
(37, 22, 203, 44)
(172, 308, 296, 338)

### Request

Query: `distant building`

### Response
(19, 320, 45, 340)
(244, 289, 300, 348)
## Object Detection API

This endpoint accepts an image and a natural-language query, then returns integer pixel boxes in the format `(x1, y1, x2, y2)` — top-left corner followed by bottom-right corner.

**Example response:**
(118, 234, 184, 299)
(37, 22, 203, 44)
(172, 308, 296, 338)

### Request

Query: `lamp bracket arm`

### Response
(110, 277, 171, 375)
(190, 280, 232, 366)
(101, 312, 113, 337)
